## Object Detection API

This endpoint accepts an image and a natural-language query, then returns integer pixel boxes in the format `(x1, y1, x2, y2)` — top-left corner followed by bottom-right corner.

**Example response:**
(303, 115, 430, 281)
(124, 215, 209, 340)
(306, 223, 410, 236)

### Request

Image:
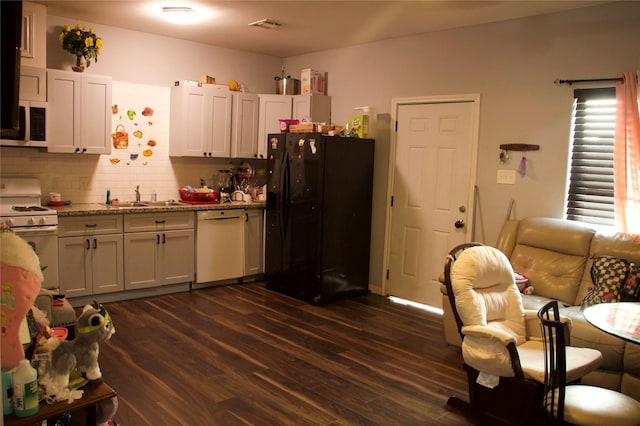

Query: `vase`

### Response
(72, 55, 85, 72)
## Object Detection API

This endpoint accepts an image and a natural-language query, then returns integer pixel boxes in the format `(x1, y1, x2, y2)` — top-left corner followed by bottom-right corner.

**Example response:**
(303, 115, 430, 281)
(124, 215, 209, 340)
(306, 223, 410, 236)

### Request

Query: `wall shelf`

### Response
(499, 144, 540, 152)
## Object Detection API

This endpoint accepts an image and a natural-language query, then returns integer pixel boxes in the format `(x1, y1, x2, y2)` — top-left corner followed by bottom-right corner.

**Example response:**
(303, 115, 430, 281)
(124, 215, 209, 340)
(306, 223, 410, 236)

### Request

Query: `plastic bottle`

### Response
(151, 190, 157, 202)
(106, 189, 111, 205)
(12, 359, 39, 417)
(2, 369, 13, 415)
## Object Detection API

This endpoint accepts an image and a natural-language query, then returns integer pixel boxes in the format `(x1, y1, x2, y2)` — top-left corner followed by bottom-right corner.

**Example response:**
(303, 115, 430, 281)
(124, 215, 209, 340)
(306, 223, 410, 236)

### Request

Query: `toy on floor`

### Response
(41, 301, 115, 402)
(0, 226, 44, 370)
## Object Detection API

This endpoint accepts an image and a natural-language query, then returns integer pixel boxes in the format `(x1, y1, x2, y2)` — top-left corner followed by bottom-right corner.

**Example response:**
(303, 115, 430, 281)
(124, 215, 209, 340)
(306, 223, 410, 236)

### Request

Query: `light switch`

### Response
(497, 170, 516, 185)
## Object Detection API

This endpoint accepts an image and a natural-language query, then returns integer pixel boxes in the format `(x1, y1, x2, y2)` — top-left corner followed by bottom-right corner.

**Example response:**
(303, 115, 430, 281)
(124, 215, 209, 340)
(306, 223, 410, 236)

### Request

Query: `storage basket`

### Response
(112, 124, 129, 149)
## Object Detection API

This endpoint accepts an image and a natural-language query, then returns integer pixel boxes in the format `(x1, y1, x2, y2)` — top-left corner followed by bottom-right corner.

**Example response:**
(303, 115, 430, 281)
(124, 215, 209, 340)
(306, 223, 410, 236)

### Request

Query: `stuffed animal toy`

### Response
(0, 226, 43, 370)
(42, 301, 115, 401)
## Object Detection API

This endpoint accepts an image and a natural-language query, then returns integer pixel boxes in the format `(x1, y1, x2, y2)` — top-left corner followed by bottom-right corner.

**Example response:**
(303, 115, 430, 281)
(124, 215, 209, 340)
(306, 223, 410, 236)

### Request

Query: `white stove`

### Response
(0, 177, 59, 289)
(0, 177, 58, 229)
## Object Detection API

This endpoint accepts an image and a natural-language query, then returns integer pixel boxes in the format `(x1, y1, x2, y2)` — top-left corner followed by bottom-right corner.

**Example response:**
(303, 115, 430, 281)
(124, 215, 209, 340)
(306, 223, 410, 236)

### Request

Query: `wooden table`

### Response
(584, 302, 640, 345)
(4, 381, 117, 425)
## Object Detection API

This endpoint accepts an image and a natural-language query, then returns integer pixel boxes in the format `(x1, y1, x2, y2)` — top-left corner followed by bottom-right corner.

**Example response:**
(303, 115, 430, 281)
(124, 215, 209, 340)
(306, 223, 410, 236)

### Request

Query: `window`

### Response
(565, 87, 616, 228)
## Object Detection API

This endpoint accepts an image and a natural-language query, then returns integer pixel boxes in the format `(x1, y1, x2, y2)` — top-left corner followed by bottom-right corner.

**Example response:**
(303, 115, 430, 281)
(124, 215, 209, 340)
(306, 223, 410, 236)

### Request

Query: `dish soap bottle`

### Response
(12, 359, 39, 417)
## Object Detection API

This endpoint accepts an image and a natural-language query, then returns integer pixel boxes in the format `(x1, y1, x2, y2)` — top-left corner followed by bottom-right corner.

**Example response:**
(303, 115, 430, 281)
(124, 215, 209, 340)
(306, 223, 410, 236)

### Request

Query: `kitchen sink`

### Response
(101, 200, 183, 208)
(143, 200, 184, 207)
(102, 201, 147, 208)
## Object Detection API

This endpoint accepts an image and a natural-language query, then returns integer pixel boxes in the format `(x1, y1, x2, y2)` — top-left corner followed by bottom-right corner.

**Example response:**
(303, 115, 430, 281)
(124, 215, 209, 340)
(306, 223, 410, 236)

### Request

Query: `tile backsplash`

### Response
(0, 81, 267, 204)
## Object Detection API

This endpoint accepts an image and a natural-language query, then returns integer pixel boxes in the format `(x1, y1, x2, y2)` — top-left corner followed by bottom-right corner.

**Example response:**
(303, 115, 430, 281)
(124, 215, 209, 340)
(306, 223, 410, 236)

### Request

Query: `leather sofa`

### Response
(441, 217, 640, 401)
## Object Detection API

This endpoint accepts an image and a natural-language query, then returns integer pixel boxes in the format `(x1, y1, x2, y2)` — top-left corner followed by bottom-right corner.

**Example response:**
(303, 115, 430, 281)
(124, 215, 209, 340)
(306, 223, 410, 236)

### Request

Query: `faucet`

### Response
(135, 185, 140, 202)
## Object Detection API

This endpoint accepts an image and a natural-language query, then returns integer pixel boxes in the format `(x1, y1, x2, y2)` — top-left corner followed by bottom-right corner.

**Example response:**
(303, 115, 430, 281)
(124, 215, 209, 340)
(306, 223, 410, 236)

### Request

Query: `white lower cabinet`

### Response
(123, 212, 194, 290)
(57, 208, 261, 299)
(244, 209, 264, 276)
(58, 215, 124, 297)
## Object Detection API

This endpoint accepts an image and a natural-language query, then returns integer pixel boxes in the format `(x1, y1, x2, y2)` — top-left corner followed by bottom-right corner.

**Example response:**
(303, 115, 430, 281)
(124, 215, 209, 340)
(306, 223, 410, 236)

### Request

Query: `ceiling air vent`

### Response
(248, 19, 281, 29)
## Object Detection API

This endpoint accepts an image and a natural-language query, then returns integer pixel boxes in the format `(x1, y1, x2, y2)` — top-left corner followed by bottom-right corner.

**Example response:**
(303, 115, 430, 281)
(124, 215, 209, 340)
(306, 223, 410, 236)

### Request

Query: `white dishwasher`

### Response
(196, 209, 244, 284)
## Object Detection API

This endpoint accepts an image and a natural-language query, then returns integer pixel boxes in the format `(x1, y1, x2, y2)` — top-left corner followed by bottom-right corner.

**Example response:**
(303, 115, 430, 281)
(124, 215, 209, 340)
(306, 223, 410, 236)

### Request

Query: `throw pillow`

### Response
(620, 262, 640, 302)
(581, 256, 629, 308)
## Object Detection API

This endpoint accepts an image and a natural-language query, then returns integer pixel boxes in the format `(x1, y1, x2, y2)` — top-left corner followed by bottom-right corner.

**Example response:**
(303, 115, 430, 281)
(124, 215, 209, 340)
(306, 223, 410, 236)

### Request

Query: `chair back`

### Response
(538, 300, 571, 423)
(445, 243, 526, 344)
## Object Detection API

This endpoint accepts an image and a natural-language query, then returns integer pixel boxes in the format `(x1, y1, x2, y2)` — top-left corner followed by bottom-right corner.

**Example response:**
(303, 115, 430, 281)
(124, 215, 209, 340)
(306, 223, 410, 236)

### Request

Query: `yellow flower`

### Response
(61, 23, 102, 65)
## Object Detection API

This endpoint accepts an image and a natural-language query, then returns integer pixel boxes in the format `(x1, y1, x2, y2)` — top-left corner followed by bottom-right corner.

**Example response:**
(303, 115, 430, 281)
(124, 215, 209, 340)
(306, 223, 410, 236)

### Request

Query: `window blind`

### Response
(566, 87, 616, 227)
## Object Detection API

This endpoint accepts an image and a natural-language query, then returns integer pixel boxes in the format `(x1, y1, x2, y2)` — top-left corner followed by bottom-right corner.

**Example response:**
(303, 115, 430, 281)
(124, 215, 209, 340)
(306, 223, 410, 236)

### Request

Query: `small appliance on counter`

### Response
(216, 170, 232, 203)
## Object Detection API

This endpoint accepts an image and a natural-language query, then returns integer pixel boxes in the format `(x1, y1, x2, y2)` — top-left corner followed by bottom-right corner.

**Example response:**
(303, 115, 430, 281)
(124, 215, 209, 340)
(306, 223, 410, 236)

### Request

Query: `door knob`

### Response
(454, 220, 465, 229)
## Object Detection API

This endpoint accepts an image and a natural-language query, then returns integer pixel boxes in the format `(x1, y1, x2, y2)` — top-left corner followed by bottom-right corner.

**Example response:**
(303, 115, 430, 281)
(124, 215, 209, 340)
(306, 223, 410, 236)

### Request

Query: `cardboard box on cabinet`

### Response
(349, 115, 369, 138)
(301, 68, 326, 95)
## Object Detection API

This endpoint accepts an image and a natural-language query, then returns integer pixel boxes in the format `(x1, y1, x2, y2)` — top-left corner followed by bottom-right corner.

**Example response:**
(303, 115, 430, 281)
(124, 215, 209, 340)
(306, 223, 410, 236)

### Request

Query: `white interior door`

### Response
(386, 97, 479, 308)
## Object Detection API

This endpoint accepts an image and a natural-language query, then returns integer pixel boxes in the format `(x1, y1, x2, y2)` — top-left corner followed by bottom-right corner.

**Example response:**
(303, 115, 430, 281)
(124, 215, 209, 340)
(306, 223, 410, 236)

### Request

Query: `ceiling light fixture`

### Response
(162, 6, 197, 24)
(248, 19, 282, 29)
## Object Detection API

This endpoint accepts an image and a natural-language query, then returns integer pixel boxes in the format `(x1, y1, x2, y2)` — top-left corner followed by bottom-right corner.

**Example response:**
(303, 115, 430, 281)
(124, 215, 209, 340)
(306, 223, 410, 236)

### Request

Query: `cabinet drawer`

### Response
(59, 215, 123, 236)
(124, 212, 195, 232)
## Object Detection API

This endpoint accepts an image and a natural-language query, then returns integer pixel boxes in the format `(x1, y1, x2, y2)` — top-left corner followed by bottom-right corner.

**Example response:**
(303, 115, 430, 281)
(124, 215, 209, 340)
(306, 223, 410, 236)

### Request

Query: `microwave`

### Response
(0, 101, 47, 147)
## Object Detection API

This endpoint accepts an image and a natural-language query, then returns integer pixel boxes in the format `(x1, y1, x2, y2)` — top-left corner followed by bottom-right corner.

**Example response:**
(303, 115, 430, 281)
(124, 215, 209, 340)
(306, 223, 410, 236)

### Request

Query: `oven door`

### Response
(12, 226, 59, 290)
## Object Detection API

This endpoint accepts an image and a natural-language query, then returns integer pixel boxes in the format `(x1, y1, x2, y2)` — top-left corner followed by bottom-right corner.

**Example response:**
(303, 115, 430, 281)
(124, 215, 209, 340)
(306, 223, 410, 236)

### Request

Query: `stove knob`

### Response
(38, 217, 47, 225)
(4, 218, 14, 227)
(28, 216, 37, 225)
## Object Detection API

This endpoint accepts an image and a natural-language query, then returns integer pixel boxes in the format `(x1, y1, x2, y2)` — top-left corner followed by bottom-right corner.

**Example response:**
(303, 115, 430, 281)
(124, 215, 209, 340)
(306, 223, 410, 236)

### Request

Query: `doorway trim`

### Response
(381, 94, 481, 297)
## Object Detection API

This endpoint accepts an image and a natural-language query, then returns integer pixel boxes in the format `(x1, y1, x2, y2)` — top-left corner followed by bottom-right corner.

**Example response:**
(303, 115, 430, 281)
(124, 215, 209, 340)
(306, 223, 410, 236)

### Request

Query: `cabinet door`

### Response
(20, 2, 47, 69)
(173, 86, 209, 156)
(170, 85, 231, 157)
(160, 229, 194, 285)
(123, 232, 160, 290)
(47, 71, 112, 154)
(231, 92, 259, 158)
(244, 210, 264, 276)
(58, 236, 91, 297)
(19, 66, 46, 102)
(293, 94, 331, 124)
(257, 94, 293, 158)
(47, 70, 81, 153)
(90, 234, 124, 294)
(208, 90, 232, 157)
(81, 75, 112, 154)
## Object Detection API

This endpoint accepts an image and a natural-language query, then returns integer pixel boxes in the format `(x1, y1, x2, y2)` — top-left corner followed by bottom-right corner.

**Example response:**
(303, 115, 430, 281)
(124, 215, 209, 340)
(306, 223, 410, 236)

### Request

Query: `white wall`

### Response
(284, 1, 640, 266)
(44, 15, 283, 91)
(2, 2, 639, 296)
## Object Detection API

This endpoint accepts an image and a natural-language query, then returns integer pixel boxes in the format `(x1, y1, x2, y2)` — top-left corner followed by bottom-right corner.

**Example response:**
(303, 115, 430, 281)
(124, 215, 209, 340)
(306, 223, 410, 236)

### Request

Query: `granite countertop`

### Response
(51, 201, 266, 216)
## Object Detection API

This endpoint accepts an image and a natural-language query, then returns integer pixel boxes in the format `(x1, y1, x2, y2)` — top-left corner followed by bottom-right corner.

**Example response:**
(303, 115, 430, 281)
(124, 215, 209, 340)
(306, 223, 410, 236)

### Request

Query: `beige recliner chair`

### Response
(444, 243, 602, 424)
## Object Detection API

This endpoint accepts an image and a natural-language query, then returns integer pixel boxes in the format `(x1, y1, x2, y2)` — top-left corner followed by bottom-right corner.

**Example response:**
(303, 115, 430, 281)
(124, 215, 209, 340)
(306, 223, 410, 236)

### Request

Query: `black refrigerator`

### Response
(265, 132, 375, 304)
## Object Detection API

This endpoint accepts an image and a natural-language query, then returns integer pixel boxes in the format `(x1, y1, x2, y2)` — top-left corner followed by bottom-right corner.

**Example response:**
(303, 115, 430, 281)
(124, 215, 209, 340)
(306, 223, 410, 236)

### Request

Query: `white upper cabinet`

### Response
(169, 82, 232, 157)
(231, 92, 259, 159)
(47, 70, 112, 154)
(21, 2, 47, 69)
(257, 94, 331, 158)
(19, 66, 46, 102)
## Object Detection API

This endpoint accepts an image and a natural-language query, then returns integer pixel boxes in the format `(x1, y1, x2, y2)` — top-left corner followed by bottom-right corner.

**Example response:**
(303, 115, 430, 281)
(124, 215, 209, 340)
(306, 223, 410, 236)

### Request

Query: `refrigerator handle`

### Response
(281, 151, 291, 238)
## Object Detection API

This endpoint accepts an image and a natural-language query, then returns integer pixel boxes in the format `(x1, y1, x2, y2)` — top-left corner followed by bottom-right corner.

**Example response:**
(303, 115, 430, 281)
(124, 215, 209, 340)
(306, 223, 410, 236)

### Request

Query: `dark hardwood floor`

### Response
(96, 282, 474, 425)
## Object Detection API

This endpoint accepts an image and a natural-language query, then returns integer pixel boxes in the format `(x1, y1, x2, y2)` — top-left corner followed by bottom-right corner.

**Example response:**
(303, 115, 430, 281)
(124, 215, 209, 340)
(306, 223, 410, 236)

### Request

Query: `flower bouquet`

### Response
(59, 24, 103, 71)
